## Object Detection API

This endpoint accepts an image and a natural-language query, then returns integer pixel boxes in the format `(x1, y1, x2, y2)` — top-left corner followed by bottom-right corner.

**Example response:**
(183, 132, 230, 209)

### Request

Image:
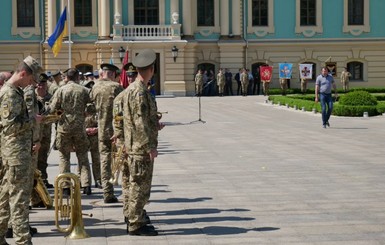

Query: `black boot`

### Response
(83, 186, 92, 195)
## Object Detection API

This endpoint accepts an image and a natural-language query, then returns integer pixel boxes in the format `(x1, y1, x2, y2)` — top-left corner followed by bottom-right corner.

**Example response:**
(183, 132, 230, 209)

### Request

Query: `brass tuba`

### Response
(34, 169, 53, 209)
(54, 173, 92, 239)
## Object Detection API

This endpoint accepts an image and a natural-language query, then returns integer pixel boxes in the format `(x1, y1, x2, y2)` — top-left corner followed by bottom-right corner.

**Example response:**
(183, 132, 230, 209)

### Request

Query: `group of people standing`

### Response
(0, 49, 162, 244)
(195, 67, 265, 97)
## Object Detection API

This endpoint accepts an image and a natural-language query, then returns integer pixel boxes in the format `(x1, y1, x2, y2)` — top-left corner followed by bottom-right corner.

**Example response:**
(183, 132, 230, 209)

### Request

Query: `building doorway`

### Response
(251, 62, 268, 95)
(197, 63, 216, 96)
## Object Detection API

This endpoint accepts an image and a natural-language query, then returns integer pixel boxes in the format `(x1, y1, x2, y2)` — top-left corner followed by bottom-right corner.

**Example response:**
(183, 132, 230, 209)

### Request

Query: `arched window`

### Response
(347, 61, 363, 81)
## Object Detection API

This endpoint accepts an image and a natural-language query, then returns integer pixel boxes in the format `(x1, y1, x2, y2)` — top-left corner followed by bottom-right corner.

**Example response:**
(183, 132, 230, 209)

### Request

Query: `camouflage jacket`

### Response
(0, 82, 32, 163)
(49, 81, 91, 133)
(122, 79, 158, 155)
(90, 79, 123, 140)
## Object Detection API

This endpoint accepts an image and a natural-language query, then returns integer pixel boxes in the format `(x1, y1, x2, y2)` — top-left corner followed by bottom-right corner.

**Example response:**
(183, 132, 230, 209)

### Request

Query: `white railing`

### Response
(113, 24, 181, 41)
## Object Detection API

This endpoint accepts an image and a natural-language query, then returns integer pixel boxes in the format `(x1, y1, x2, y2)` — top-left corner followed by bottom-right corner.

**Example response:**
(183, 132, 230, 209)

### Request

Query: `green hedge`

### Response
(269, 95, 382, 117)
(338, 91, 377, 106)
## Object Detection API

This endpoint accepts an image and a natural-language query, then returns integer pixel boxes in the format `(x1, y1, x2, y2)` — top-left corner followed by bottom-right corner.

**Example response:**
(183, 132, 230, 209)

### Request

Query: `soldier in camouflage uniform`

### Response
(216, 68, 225, 96)
(195, 69, 203, 96)
(112, 63, 138, 222)
(0, 56, 42, 245)
(90, 64, 123, 203)
(47, 70, 61, 95)
(84, 113, 101, 188)
(83, 80, 102, 189)
(240, 68, 249, 96)
(122, 49, 159, 236)
(36, 75, 53, 189)
(48, 68, 92, 195)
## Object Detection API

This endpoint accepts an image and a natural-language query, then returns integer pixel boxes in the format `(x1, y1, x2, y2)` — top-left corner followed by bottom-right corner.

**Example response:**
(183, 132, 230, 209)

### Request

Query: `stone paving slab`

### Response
(5, 95, 385, 244)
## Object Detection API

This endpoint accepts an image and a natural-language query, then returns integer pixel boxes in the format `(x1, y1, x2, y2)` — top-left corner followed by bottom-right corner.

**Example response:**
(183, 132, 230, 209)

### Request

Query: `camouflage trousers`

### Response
(241, 81, 249, 95)
(88, 135, 101, 185)
(0, 159, 33, 245)
(37, 127, 52, 180)
(99, 139, 114, 199)
(127, 154, 154, 232)
(56, 131, 91, 187)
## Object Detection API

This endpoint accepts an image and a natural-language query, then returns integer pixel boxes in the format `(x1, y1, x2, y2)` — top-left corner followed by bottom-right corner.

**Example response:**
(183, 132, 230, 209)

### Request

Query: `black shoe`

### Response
(83, 186, 92, 195)
(5, 228, 12, 238)
(95, 180, 102, 189)
(129, 225, 158, 236)
(43, 180, 54, 189)
(29, 226, 37, 236)
(104, 195, 118, 203)
(143, 209, 151, 224)
(326, 122, 330, 127)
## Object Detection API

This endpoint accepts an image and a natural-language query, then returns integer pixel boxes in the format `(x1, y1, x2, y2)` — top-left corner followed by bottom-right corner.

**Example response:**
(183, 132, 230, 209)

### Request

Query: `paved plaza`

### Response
(9, 95, 385, 244)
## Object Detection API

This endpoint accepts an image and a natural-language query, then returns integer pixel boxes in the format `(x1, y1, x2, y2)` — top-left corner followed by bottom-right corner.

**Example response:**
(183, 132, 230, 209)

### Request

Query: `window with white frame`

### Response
(248, 0, 274, 37)
(343, 0, 370, 35)
(197, 0, 214, 26)
(192, 0, 220, 37)
(347, 61, 363, 81)
(295, 0, 322, 37)
(12, 0, 41, 38)
(75, 0, 92, 27)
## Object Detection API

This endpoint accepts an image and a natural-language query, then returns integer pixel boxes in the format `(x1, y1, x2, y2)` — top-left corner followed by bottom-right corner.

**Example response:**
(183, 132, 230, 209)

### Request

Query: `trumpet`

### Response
(41, 109, 63, 124)
(34, 169, 53, 209)
(110, 143, 125, 186)
(54, 173, 92, 239)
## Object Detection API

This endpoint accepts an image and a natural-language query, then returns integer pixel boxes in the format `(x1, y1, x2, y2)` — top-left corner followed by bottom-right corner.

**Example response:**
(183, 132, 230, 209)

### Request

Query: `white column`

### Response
(47, 0, 57, 36)
(171, 0, 179, 19)
(114, 0, 122, 24)
(232, 0, 241, 36)
(100, 0, 110, 38)
(182, 0, 192, 35)
(220, 0, 229, 36)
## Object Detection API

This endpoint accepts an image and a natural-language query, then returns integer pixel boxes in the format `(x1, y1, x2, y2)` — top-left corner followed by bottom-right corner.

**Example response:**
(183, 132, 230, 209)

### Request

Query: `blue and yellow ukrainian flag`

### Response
(48, 7, 67, 57)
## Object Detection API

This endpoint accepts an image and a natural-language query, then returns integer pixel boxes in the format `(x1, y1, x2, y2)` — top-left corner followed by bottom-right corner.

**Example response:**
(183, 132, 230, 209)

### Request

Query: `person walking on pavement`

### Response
(315, 67, 338, 128)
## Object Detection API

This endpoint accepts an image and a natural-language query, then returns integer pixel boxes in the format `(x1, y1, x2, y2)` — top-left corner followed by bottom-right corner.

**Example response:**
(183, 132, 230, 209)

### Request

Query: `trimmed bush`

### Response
(338, 91, 377, 106)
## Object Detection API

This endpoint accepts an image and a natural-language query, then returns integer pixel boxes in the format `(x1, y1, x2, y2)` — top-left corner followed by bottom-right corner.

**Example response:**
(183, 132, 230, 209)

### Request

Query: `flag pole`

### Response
(68, 0, 72, 67)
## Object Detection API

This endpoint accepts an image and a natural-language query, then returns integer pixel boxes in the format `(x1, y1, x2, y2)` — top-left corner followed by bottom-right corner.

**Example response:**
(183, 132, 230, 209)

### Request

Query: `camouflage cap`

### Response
(132, 49, 156, 69)
(23, 56, 43, 81)
(63, 68, 79, 77)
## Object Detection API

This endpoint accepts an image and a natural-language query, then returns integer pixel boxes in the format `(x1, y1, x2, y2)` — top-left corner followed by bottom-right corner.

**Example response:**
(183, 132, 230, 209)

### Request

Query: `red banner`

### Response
(260, 66, 273, 82)
(120, 51, 129, 88)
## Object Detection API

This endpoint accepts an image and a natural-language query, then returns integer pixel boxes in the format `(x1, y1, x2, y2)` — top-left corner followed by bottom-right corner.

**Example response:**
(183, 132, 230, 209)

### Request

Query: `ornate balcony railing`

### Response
(113, 24, 181, 41)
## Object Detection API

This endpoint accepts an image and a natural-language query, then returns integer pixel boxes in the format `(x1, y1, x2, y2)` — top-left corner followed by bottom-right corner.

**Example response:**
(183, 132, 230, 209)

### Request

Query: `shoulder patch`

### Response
(2, 104, 10, 118)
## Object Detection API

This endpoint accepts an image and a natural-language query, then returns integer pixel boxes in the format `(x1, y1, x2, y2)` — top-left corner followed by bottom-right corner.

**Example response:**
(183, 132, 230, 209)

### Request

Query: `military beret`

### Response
(100, 63, 119, 72)
(23, 56, 43, 81)
(133, 49, 156, 69)
(38, 73, 49, 83)
(52, 70, 62, 77)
